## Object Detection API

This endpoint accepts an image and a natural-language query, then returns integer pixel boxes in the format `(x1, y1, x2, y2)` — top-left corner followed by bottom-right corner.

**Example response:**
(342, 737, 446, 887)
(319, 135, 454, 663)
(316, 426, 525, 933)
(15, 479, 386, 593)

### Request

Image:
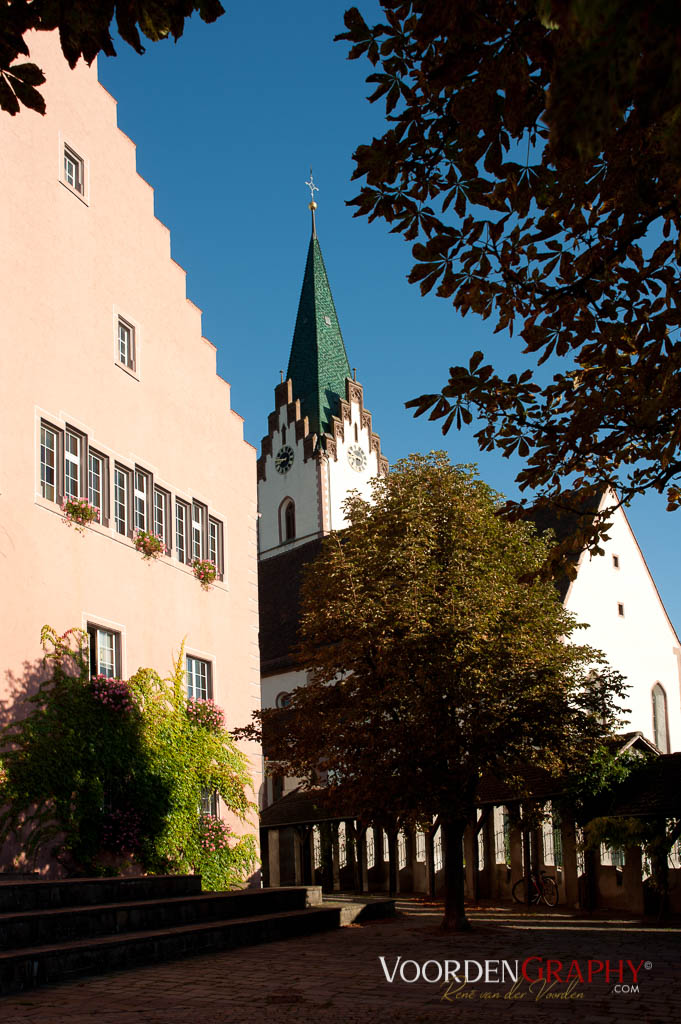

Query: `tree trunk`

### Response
(582, 846, 598, 910)
(426, 820, 438, 898)
(650, 817, 670, 921)
(441, 818, 471, 931)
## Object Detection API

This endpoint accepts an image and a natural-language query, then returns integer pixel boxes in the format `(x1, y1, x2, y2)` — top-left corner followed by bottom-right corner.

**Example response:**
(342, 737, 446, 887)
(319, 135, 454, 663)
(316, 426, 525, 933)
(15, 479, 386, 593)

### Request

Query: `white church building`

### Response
(257, 205, 680, 774)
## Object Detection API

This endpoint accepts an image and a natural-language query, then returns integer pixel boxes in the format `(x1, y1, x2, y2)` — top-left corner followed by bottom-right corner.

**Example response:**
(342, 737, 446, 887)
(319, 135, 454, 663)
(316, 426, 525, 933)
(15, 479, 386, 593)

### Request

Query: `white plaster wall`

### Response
(328, 396, 382, 530)
(565, 504, 681, 751)
(257, 409, 320, 557)
(261, 669, 308, 710)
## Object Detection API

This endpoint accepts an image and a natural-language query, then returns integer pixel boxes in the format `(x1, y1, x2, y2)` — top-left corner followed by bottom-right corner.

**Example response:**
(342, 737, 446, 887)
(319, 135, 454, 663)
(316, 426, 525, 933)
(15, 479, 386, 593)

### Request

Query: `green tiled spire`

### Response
(286, 229, 351, 438)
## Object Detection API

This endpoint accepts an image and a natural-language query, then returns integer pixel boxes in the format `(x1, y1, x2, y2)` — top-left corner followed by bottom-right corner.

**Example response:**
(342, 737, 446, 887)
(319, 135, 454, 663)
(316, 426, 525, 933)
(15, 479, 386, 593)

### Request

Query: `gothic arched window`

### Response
(652, 683, 669, 753)
(279, 498, 296, 543)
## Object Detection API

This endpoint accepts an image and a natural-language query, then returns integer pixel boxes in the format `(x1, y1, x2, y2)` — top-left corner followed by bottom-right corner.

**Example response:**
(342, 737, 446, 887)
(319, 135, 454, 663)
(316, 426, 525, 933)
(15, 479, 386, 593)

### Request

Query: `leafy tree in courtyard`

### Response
(0, 1, 225, 115)
(338, 1, 681, 559)
(247, 453, 626, 930)
(0, 626, 257, 888)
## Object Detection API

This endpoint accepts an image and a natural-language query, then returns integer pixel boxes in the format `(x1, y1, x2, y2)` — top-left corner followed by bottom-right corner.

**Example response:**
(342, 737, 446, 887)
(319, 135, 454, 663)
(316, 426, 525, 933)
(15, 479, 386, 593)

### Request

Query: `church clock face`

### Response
(347, 445, 367, 473)
(275, 445, 295, 474)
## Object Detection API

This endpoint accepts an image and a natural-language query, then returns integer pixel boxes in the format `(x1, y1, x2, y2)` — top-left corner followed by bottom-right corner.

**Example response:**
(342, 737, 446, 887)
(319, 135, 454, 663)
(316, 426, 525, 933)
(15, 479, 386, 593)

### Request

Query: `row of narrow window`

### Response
(41, 421, 224, 575)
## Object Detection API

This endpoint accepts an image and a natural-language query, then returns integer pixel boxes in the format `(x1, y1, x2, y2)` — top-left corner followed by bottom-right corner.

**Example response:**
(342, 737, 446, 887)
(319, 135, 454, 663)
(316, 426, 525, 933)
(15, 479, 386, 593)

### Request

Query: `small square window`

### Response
(200, 789, 219, 817)
(612, 555, 620, 569)
(63, 144, 84, 195)
(186, 655, 212, 700)
(87, 624, 121, 678)
(117, 317, 136, 371)
(617, 603, 625, 617)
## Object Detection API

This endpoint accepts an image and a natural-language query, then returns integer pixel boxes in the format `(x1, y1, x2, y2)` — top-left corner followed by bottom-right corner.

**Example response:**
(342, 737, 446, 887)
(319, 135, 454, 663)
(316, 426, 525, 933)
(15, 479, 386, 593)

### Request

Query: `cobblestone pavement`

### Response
(2, 898, 679, 1024)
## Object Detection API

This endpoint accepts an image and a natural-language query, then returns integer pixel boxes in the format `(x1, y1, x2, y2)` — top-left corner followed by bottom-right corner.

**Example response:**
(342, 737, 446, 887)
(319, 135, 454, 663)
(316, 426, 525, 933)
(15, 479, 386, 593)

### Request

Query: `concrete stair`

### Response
(0, 877, 341, 996)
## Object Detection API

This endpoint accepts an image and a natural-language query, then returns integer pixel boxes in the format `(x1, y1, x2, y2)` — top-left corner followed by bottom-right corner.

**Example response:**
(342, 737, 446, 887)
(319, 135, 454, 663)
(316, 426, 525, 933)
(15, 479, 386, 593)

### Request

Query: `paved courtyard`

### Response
(1, 898, 679, 1024)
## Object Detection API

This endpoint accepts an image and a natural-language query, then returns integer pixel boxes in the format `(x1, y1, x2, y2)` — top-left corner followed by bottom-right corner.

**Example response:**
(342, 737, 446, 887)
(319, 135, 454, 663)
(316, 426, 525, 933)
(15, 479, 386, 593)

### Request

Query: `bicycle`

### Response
(512, 870, 559, 907)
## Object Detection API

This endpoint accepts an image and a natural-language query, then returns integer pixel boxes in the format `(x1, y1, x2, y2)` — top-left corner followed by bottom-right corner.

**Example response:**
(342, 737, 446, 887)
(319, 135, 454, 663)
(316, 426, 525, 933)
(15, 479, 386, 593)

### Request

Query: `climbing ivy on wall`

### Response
(0, 626, 257, 889)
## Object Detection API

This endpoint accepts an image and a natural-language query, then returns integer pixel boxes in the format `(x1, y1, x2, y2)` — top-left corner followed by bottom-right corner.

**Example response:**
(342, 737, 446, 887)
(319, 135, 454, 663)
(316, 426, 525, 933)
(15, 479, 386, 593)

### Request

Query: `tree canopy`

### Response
(0, 0, 224, 115)
(338, 1, 681, 555)
(249, 453, 626, 929)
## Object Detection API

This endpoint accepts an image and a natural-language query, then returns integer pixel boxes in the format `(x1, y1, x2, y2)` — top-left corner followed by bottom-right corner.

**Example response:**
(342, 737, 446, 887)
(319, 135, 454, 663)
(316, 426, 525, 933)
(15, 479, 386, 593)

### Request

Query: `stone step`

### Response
(0, 875, 202, 913)
(0, 905, 342, 995)
(0, 886, 318, 950)
(323, 895, 395, 926)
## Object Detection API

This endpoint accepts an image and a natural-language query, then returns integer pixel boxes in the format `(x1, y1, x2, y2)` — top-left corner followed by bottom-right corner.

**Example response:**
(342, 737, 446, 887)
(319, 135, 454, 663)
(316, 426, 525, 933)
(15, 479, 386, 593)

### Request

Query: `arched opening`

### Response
(278, 498, 296, 543)
(281, 425, 286, 444)
(652, 683, 669, 753)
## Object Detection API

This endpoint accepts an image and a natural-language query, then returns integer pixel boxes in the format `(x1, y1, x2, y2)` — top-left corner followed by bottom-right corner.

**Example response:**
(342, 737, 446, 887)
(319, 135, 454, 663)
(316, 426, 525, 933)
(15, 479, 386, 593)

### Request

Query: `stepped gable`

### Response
(258, 537, 324, 673)
(327, 377, 389, 477)
(257, 376, 389, 482)
(257, 378, 317, 483)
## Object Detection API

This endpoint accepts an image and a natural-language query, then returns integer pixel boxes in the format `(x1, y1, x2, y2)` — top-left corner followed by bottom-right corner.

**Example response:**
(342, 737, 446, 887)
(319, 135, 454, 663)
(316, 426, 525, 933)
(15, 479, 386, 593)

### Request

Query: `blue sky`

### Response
(97, 2, 680, 636)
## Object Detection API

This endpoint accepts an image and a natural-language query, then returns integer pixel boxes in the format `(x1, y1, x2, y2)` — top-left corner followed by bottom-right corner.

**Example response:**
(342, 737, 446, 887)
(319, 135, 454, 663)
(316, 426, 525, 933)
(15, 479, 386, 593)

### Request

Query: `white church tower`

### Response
(257, 189, 388, 803)
(257, 192, 388, 561)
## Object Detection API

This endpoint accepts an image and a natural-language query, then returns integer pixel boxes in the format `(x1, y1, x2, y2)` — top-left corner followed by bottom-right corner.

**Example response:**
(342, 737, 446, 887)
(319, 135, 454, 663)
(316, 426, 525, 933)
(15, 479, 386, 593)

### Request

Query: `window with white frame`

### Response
(87, 624, 120, 679)
(63, 144, 84, 195)
(114, 465, 130, 536)
(64, 429, 82, 500)
(40, 422, 59, 502)
(154, 487, 170, 549)
(208, 516, 224, 577)
(117, 317, 136, 371)
(191, 501, 206, 561)
(200, 789, 219, 817)
(176, 500, 189, 563)
(134, 469, 149, 532)
(88, 450, 108, 524)
(186, 655, 211, 700)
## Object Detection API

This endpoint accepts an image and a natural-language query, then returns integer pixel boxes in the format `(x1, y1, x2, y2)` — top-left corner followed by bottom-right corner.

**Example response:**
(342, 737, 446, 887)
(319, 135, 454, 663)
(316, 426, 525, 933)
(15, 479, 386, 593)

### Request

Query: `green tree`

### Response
(250, 453, 626, 929)
(338, 2, 681, 555)
(0, 0, 225, 115)
(0, 626, 257, 888)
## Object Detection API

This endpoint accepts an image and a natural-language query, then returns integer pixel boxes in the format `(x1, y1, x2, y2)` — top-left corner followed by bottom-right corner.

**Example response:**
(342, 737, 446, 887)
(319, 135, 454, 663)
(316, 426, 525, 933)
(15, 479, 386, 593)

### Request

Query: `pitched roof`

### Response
(286, 232, 352, 438)
(260, 787, 353, 829)
(524, 489, 605, 600)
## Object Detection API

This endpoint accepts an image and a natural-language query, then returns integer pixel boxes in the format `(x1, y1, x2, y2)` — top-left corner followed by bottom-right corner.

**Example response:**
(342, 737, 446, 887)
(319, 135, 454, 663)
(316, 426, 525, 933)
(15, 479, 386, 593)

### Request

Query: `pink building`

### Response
(0, 33, 261, 872)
